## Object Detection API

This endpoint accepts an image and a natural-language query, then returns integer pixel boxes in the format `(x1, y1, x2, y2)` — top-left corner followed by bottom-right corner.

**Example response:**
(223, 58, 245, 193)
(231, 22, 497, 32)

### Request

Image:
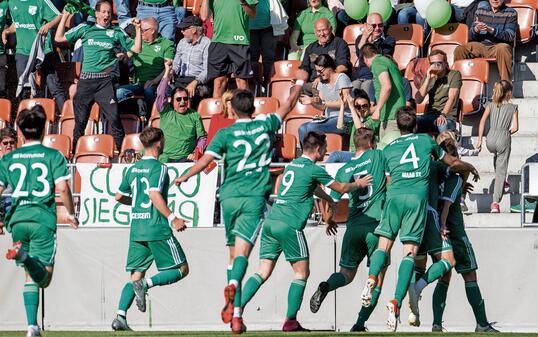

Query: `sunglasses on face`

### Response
(370, 23, 383, 28)
(431, 61, 444, 66)
(355, 104, 370, 110)
(2, 140, 14, 145)
(175, 97, 189, 102)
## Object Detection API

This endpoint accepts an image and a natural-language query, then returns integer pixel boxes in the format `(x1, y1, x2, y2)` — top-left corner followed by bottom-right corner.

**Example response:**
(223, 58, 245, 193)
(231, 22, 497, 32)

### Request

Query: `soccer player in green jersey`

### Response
(1, 106, 78, 337)
(360, 107, 479, 332)
(111, 127, 190, 331)
(175, 74, 307, 334)
(239, 131, 372, 332)
(430, 138, 498, 333)
(309, 127, 388, 332)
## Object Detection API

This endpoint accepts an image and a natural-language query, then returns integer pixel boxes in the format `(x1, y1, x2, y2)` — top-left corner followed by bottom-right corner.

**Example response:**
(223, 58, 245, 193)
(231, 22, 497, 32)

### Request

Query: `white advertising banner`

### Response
(76, 163, 218, 227)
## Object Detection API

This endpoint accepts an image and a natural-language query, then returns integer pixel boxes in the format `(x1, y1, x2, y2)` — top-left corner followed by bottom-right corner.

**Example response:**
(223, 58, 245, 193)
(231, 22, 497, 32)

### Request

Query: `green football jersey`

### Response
(0, 143, 70, 232)
(65, 23, 131, 73)
(206, 114, 281, 200)
(210, 0, 259, 45)
(330, 149, 386, 225)
(9, 0, 59, 56)
(440, 172, 464, 228)
(383, 133, 445, 198)
(118, 157, 172, 242)
(428, 161, 449, 210)
(268, 156, 334, 230)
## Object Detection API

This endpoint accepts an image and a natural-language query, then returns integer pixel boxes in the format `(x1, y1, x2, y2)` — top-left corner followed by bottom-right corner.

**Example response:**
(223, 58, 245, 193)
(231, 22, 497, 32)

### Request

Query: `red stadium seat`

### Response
(506, 0, 537, 43)
(106, 114, 142, 135)
(387, 24, 424, 71)
(17, 98, 56, 124)
(343, 24, 366, 45)
(404, 60, 428, 114)
(73, 134, 115, 193)
(284, 116, 312, 144)
(269, 61, 301, 103)
(274, 133, 297, 161)
(452, 59, 489, 116)
(59, 100, 99, 139)
(253, 97, 280, 116)
(288, 101, 321, 117)
(430, 23, 469, 65)
(325, 133, 345, 156)
(42, 134, 72, 160)
(198, 98, 223, 132)
(0, 98, 11, 128)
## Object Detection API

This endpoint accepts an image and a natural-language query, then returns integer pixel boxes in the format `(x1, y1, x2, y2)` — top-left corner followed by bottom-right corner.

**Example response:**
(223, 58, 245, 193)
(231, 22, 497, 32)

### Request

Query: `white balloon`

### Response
(414, 0, 431, 18)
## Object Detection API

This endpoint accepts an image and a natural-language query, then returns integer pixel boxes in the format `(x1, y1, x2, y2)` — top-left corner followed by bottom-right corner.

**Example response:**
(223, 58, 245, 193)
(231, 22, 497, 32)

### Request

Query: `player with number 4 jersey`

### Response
(1, 106, 78, 337)
(175, 76, 307, 334)
(239, 132, 372, 332)
(112, 127, 190, 332)
(360, 107, 479, 332)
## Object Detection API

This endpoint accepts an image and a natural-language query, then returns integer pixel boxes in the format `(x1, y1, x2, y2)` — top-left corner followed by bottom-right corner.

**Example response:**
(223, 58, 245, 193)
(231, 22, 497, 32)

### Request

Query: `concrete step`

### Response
(462, 172, 521, 213)
(509, 98, 538, 117)
(463, 212, 522, 228)
(486, 62, 538, 98)
(461, 116, 538, 136)
(465, 153, 527, 174)
(459, 135, 537, 156)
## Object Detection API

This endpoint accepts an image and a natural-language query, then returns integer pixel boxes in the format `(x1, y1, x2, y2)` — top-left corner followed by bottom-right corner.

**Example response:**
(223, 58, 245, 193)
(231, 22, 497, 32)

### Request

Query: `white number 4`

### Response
(400, 143, 420, 169)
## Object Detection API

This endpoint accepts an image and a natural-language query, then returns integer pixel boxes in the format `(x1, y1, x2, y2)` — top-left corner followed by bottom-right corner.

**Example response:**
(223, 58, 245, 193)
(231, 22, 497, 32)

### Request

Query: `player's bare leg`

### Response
(362, 236, 393, 307)
(282, 259, 310, 332)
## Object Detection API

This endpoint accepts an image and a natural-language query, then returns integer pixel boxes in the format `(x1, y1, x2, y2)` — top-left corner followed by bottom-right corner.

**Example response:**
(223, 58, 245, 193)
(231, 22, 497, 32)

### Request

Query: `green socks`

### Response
(356, 285, 381, 328)
(286, 279, 307, 320)
(241, 273, 264, 307)
(432, 281, 449, 325)
(23, 256, 50, 287)
(230, 256, 248, 308)
(149, 269, 183, 287)
(118, 282, 135, 315)
(465, 281, 488, 326)
(326, 272, 347, 291)
(415, 259, 452, 294)
(368, 249, 387, 278)
(394, 256, 415, 307)
(23, 283, 39, 326)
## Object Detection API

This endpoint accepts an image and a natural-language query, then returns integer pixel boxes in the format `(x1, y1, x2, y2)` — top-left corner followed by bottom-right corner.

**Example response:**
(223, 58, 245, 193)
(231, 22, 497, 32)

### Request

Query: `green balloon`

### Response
(368, 0, 393, 22)
(344, 0, 369, 20)
(426, 0, 452, 28)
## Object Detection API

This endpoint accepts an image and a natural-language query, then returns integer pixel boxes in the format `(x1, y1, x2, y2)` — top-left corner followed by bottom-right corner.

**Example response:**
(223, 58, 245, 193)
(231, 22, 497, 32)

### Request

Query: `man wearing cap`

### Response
(173, 15, 211, 107)
(117, 17, 175, 116)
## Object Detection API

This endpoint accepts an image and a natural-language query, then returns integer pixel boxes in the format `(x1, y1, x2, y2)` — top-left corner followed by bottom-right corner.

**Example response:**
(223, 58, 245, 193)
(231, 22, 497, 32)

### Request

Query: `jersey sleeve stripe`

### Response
(444, 177, 463, 203)
(157, 165, 166, 191)
(148, 187, 161, 192)
(117, 190, 130, 197)
(43, 0, 61, 15)
(272, 113, 282, 123)
(326, 180, 335, 187)
(205, 150, 222, 160)
(54, 175, 71, 185)
(438, 149, 446, 160)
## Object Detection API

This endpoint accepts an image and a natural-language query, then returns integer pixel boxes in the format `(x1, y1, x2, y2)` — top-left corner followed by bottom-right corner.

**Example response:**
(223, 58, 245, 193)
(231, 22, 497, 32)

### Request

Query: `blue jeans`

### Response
(175, 6, 186, 24)
(417, 113, 457, 134)
(397, 6, 430, 35)
(451, 5, 466, 22)
(116, 83, 157, 111)
(137, 5, 177, 41)
(326, 151, 354, 163)
(297, 115, 351, 145)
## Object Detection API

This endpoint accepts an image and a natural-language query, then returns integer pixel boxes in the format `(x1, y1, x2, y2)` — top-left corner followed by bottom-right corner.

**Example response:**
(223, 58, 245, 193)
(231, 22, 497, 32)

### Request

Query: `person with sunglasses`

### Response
(0, 127, 17, 236)
(155, 60, 207, 163)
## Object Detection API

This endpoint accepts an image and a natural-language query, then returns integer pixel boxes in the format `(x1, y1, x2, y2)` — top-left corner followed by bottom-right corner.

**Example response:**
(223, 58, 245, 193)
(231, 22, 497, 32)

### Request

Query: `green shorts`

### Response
(418, 207, 453, 255)
(11, 222, 57, 267)
(221, 197, 265, 246)
(375, 194, 427, 244)
(448, 223, 478, 274)
(126, 235, 187, 272)
(259, 219, 309, 262)
(339, 222, 379, 269)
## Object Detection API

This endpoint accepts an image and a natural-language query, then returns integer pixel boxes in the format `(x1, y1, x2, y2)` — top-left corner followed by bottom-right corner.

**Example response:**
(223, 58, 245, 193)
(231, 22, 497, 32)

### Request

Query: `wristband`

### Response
(167, 213, 176, 225)
(295, 80, 304, 87)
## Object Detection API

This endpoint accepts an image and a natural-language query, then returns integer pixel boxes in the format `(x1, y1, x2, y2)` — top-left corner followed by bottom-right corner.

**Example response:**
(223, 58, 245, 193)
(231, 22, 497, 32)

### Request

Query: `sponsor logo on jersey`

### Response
(132, 168, 150, 173)
(233, 35, 245, 41)
(233, 125, 264, 137)
(15, 22, 36, 29)
(106, 30, 114, 38)
(13, 152, 45, 159)
(28, 5, 37, 15)
(131, 212, 151, 219)
(87, 38, 113, 49)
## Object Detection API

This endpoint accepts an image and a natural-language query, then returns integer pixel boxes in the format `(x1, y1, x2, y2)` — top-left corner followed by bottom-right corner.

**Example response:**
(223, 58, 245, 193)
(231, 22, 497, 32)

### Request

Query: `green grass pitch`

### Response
(1, 332, 537, 337)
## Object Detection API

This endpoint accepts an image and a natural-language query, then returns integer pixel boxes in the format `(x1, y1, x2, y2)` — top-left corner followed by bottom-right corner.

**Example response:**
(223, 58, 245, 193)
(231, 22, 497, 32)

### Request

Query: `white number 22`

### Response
(233, 134, 271, 172)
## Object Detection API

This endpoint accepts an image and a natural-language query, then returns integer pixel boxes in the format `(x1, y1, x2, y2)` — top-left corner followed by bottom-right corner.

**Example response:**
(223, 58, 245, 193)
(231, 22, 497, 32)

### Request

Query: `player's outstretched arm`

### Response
(275, 70, 309, 121)
(175, 153, 215, 185)
(438, 200, 451, 240)
(115, 192, 132, 205)
(54, 11, 70, 44)
(442, 155, 480, 182)
(149, 191, 188, 232)
(328, 175, 372, 194)
(57, 180, 79, 229)
(314, 186, 338, 235)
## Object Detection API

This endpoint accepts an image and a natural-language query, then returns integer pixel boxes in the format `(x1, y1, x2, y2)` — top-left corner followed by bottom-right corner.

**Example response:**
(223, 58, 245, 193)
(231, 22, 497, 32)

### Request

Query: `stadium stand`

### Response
(59, 100, 99, 139)
(42, 134, 72, 160)
(429, 23, 469, 66)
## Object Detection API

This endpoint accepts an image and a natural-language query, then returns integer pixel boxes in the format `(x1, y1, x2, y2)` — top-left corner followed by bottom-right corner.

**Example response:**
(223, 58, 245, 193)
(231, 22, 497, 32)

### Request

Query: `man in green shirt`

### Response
(0, 0, 10, 98)
(359, 107, 478, 332)
(239, 131, 370, 332)
(155, 61, 207, 163)
(112, 127, 190, 331)
(175, 73, 307, 334)
(55, 0, 142, 152)
(361, 43, 406, 143)
(200, 0, 258, 98)
(310, 127, 387, 332)
(117, 17, 175, 117)
(1, 106, 78, 337)
(4, 0, 66, 112)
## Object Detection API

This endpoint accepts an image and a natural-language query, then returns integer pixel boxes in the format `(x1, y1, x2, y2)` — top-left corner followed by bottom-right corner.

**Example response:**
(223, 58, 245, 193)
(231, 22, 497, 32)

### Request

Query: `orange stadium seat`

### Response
(198, 98, 223, 131)
(106, 114, 142, 135)
(59, 100, 99, 139)
(506, 0, 537, 43)
(274, 133, 297, 161)
(388, 24, 424, 72)
(452, 59, 489, 116)
(73, 134, 115, 193)
(269, 60, 301, 103)
(0, 98, 11, 128)
(343, 24, 366, 45)
(288, 101, 320, 117)
(404, 60, 428, 114)
(325, 133, 345, 157)
(120, 133, 143, 163)
(430, 23, 469, 65)
(17, 98, 56, 124)
(42, 134, 72, 160)
(253, 97, 280, 116)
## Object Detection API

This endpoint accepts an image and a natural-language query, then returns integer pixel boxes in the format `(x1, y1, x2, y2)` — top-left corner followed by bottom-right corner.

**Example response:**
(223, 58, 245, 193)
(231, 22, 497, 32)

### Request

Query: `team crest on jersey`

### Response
(28, 5, 37, 15)
(153, 45, 161, 52)
(106, 30, 114, 37)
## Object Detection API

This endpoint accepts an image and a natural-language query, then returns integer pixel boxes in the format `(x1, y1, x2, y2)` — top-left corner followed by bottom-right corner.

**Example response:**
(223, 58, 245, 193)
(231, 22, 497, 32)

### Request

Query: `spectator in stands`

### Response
(4, 0, 66, 113)
(207, 90, 236, 144)
(415, 50, 461, 134)
(327, 90, 378, 163)
(136, 0, 176, 41)
(297, 54, 352, 144)
(451, 0, 474, 22)
(117, 17, 175, 117)
(0, 1, 8, 99)
(454, 0, 517, 82)
(297, 17, 350, 94)
(250, 0, 277, 87)
(173, 15, 211, 108)
(360, 43, 406, 141)
(289, 0, 337, 60)
(476, 80, 518, 213)
(200, 0, 257, 98)
(0, 127, 16, 233)
(156, 60, 207, 162)
(352, 12, 395, 103)
(55, 0, 142, 152)
(397, 3, 429, 34)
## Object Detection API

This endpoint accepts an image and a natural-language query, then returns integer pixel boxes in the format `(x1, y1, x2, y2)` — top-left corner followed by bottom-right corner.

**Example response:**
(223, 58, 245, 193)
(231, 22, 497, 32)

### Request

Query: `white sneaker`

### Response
(475, 323, 500, 332)
(432, 324, 445, 332)
(408, 283, 421, 325)
(386, 300, 400, 332)
(408, 311, 421, 327)
(361, 276, 376, 307)
(26, 326, 41, 337)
